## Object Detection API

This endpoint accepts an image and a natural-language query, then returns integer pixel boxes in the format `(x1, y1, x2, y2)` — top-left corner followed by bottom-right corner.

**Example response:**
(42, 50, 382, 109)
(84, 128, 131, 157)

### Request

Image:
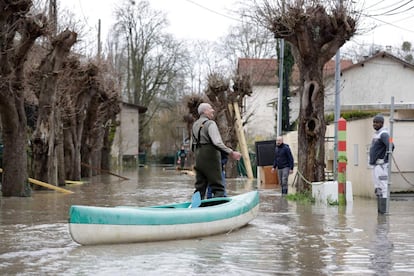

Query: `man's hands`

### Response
(230, 151, 242, 160)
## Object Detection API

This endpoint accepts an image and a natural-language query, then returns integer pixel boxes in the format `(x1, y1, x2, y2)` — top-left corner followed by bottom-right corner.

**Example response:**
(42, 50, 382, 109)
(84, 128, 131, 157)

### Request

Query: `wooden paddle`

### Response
(189, 191, 201, 208)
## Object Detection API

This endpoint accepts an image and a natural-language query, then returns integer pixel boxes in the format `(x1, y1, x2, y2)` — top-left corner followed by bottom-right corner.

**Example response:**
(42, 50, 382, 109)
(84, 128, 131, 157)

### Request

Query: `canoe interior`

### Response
(69, 191, 259, 225)
(143, 198, 230, 209)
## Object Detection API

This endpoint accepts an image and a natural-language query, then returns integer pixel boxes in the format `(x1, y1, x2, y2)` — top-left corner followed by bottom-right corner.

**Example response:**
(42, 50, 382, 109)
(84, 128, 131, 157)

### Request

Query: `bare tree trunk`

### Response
(62, 94, 82, 181)
(63, 125, 76, 180)
(0, 4, 47, 196)
(101, 121, 114, 170)
(92, 151, 101, 176)
(81, 91, 116, 177)
(32, 30, 77, 185)
(56, 109, 66, 185)
(296, 61, 326, 191)
(0, 99, 30, 196)
(81, 95, 99, 178)
(66, 100, 87, 180)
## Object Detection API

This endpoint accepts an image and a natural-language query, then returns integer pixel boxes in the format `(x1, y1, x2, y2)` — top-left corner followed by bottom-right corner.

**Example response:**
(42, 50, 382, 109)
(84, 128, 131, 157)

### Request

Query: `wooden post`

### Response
(337, 117, 347, 206)
(230, 102, 254, 179)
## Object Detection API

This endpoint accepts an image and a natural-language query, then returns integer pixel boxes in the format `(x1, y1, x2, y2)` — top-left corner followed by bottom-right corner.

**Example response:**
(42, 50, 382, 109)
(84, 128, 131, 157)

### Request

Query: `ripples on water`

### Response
(1, 166, 414, 275)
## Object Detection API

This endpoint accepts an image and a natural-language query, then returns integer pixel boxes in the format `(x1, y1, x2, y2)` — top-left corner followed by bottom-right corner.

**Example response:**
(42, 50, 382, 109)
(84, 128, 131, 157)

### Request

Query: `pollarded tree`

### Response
(0, 0, 47, 196)
(31, 29, 77, 186)
(56, 59, 121, 180)
(256, 0, 357, 191)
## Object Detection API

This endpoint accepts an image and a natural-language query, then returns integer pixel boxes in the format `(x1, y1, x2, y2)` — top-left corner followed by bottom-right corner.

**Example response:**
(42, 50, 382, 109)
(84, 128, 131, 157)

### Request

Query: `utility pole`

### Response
(277, 0, 285, 137)
(49, 0, 57, 36)
(98, 19, 102, 60)
(333, 48, 341, 180)
(333, 0, 343, 181)
(277, 39, 284, 137)
(386, 96, 395, 213)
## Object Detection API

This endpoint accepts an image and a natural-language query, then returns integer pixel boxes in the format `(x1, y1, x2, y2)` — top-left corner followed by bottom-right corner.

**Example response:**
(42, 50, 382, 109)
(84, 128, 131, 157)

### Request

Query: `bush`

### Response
(325, 111, 378, 124)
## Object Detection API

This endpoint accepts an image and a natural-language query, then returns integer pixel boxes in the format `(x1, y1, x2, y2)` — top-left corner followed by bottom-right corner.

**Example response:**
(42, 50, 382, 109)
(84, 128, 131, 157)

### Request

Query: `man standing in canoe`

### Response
(192, 103, 241, 199)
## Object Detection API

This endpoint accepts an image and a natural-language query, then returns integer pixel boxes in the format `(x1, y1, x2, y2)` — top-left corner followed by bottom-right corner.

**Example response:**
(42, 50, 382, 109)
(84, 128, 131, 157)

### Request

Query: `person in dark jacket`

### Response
(271, 136, 294, 195)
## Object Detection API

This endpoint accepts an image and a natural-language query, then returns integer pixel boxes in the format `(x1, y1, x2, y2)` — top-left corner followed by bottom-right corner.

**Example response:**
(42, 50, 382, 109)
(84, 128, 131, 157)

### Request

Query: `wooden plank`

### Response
(0, 168, 74, 194)
(229, 102, 254, 179)
(65, 180, 86, 185)
(29, 178, 74, 194)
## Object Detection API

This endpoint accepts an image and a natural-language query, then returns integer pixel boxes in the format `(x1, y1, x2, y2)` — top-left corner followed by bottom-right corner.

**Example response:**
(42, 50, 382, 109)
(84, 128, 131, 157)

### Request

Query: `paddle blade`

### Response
(190, 191, 201, 208)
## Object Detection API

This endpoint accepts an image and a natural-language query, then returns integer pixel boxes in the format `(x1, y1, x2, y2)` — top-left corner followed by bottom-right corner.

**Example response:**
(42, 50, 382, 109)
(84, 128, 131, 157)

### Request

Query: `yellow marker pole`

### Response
(0, 168, 74, 194)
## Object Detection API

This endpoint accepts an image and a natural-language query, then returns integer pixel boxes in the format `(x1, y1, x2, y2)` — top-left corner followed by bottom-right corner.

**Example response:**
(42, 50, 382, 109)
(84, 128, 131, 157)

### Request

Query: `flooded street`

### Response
(1, 166, 414, 275)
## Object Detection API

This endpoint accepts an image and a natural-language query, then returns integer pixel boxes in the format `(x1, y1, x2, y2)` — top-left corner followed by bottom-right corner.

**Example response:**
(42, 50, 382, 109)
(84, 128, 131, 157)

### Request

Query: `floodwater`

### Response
(1, 166, 414, 275)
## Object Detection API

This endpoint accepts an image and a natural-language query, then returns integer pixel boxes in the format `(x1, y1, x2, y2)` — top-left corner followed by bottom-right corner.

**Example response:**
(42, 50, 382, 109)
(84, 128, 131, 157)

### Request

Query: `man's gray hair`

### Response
(197, 103, 211, 115)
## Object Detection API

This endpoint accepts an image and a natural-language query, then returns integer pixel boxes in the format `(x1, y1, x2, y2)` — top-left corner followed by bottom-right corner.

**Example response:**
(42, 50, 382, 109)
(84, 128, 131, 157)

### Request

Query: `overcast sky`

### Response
(60, 0, 237, 41)
(60, 0, 414, 50)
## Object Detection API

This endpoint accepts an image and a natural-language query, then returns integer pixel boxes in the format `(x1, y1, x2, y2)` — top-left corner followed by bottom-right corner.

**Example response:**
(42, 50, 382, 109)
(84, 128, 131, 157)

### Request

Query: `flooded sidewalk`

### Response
(1, 166, 414, 275)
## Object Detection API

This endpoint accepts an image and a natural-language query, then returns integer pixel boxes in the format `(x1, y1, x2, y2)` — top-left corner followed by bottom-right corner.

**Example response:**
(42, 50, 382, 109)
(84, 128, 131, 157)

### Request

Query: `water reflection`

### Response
(369, 216, 393, 275)
(1, 166, 414, 275)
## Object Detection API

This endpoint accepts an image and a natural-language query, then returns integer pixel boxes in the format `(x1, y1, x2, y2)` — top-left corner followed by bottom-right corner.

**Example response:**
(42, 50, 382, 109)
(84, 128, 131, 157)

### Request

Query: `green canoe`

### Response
(69, 190, 260, 245)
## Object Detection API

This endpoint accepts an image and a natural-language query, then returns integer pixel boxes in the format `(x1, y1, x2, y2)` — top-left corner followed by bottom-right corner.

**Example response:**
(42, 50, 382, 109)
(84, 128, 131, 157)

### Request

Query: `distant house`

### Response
(111, 102, 147, 167)
(325, 51, 414, 111)
(237, 58, 353, 140)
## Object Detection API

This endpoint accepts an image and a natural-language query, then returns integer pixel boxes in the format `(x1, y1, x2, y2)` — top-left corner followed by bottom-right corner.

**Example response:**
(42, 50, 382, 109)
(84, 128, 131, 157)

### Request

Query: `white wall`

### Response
(244, 85, 277, 140)
(111, 105, 140, 158)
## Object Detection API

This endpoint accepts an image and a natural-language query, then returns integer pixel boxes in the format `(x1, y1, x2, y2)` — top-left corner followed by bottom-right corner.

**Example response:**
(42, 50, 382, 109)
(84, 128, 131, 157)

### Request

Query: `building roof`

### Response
(121, 101, 148, 113)
(237, 58, 354, 86)
(340, 51, 414, 73)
